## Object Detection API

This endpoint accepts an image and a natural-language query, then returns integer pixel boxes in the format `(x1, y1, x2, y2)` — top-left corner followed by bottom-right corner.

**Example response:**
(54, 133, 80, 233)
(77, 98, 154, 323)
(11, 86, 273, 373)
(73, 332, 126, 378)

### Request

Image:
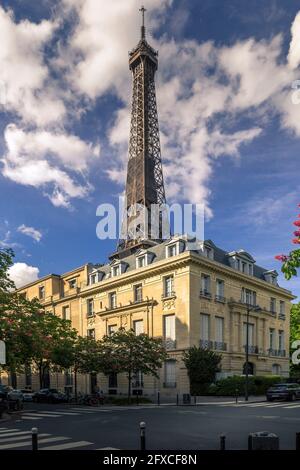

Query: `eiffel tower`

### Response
(116, 7, 167, 257)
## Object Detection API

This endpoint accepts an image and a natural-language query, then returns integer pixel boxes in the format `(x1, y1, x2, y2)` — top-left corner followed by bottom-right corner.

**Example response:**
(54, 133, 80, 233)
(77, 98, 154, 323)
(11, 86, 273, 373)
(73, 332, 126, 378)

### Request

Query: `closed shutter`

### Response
(215, 317, 224, 343)
(200, 314, 210, 340)
(164, 315, 175, 341)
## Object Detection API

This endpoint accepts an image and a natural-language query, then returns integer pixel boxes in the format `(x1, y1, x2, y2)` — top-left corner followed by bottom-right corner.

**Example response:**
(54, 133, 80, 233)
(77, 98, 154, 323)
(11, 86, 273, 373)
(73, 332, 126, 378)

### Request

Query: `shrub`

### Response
(202, 375, 282, 396)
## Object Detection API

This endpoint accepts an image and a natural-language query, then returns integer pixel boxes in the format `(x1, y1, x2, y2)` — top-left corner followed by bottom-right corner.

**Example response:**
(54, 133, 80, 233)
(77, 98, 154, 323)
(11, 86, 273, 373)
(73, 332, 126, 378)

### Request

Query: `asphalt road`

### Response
(1, 400, 300, 450)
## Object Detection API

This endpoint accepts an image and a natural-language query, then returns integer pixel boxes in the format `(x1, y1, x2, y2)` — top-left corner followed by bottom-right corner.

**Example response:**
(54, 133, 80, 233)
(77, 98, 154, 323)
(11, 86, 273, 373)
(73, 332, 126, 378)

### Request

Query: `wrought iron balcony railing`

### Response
(244, 345, 259, 354)
(199, 339, 214, 349)
(164, 339, 177, 350)
(268, 348, 286, 357)
(199, 339, 227, 351)
(215, 295, 226, 303)
(163, 381, 177, 388)
(214, 341, 227, 351)
(199, 290, 211, 299)
(161, 290, 176, 300)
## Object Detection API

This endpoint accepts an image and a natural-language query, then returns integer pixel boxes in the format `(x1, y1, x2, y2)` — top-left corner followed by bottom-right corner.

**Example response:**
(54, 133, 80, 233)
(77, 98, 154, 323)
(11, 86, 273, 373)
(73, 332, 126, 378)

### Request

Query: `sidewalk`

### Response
(193, 395, 266, 404)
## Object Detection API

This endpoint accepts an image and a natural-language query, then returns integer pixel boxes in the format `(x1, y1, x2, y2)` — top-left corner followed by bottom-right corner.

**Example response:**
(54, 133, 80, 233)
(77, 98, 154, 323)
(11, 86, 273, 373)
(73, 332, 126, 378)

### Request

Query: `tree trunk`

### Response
(38, 362, 43, 389)
(127, 371, 132, 404)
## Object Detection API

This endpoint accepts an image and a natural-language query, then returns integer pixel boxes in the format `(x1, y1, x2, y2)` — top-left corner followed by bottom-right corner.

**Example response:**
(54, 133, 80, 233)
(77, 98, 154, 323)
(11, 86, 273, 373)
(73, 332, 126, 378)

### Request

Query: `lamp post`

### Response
(244, 304, 261, 401)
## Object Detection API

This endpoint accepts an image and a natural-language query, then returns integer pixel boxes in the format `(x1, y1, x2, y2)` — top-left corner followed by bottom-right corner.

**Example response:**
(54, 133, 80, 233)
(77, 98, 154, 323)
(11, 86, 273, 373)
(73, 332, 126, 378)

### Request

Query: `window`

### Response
(164, 315, 176, 349)
(89, 273, 97, 285)
(216, 279, 225, 301)
(203, 246, 213, 260)
(278, 330, 284, 351)
(38, 286, 45, 300)
(134, 284, 143, 302)
(133, 320, 144, 335)
(108, 324, 117, 336)
(249, 264, 253, 276)
(215, 317, 224, 344)
(272, 364, 281, 375)
(112, 265, 120, 277)
(242, 262, 247, 273)
(132, 370, 143, 388)
(108, 372, 118, 388)
(243, 323, 254, 347)
(69, 279, 77, 289)
(137, 256, 146, 268)
(87, 299, 94, 317)
(164, 360, 176, 388)
(200, 313, 210, 341)
(279, 301, 285, 317)
(241, 288, 256, 306)
(62, 306, 70, 321)
(87, 328, 95, 339)
(167, 244, 177, 258)
(163, 275, 174, 297)
(270, 297, 276, 313)
(201, 274, 211, 296)
(109, 291, 117, 309)
(269, 328, 275, 350)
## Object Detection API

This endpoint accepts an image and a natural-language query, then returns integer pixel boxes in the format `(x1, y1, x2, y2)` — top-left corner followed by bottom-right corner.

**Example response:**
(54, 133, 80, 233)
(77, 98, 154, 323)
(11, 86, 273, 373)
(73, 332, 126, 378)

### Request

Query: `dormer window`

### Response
(165, 239, 185, 259)
(89, 270, 104, 285)
(203, 245, 214, 260)
(69, 279, 77, 289)
(167, 244, 177, 257)
(264, 270, 278, 285)
(137, 256, 146, 268)
(110, 261, 128, 277)
(227, 250, 255, 276)
(90, 273, 97, 285)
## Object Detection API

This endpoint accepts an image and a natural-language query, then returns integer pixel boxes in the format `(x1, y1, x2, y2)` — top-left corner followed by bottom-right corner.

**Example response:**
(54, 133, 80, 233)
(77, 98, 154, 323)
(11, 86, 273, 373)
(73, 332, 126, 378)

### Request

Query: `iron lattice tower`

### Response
(118, 7, 167, 254)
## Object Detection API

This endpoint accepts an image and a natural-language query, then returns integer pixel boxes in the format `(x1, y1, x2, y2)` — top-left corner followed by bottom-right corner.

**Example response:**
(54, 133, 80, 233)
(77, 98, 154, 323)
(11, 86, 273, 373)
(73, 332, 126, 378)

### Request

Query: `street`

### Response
(0, 400, 300, 450)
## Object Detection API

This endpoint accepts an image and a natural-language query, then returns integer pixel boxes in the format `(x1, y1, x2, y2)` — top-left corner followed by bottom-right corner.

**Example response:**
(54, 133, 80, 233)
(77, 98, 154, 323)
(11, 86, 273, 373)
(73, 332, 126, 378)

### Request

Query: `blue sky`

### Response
(0, 0, 300, 298)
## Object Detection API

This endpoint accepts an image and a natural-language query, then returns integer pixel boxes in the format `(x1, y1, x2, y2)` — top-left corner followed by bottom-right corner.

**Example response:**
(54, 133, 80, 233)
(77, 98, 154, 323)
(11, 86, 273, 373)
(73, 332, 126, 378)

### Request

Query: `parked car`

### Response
(21, 389, 35, 402)
(266, 383, 300, 401)
(32, 388, 67, 403)
(0, 385, 23, 411)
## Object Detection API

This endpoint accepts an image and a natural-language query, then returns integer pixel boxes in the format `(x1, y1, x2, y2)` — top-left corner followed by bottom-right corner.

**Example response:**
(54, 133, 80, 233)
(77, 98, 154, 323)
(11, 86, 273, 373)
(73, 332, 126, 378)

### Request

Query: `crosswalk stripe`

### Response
(40, 440, 93, 450)
(44, 411, 80, 416)
(21, 416, 41, 420)
(0, 440, 33, 449)
(97, 447, 119, 450)
(23, 413, 62, 418)
(0, 433, 50, 443)
(0, 428, 19, 434)
(283, 404, 300, 409)
(0, 431, 36, 438)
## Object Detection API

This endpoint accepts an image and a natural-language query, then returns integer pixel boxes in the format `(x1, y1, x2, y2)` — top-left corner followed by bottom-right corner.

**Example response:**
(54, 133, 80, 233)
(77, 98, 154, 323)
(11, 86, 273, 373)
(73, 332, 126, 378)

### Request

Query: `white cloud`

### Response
(1, 124, 98, 208)
(0, 6, 65, 126)
(0, 230, 19, 249)
(17, 224, 42, 242)
(288, 11, 300, 70)
(8, 262, 39, 288)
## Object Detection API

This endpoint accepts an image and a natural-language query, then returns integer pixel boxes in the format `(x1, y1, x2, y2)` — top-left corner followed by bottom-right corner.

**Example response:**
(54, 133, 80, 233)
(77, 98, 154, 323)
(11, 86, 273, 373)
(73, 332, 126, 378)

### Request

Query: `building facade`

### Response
(5, 13, 294, 397)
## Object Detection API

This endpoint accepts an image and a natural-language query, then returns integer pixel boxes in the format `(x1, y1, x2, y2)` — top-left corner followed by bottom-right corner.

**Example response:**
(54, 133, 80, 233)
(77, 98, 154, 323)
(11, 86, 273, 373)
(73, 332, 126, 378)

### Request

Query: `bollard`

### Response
(140, 421, 146, 450)
(157, 391, 160, 406)
(220, 434, 226, 450)
(176, 393, 179, 406)
(194, 396, 197, 406)
(235, 388, 239, 404)
(32, 427, 38, 451)
(296, 432, 300, 451)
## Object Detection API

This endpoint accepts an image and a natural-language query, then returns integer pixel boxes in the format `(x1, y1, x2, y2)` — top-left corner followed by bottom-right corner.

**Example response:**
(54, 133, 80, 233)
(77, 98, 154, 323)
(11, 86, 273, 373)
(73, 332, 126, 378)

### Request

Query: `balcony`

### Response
(163, 381, 177, 388)
(215, 295, 226, 303)
(164, 339, 177, 350)
(214, 341, 227, 351)
(199, 339, 214, 349)
(244, 345, 259, 354)
(278, 313, 286, 320)
(132, 381, 144, 388)
(199, 290, 211, 300)
(133, 296, 143, 304)
(161, 291, 176, 300)
(268, 349, 286, 357)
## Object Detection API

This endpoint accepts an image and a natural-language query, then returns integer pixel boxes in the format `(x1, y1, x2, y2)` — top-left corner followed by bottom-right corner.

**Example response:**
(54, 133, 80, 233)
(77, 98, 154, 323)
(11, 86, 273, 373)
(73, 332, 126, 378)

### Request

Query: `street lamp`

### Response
(244, 304, 261, 401)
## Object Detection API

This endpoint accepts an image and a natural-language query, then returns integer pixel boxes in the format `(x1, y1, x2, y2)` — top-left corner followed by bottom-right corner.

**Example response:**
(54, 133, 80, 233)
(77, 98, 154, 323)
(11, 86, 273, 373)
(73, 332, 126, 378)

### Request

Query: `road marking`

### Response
(45, 411, 80, 416)
(0, 433, 50, 443)
(23, 412, 62, 418)
(0, 428, 20, 434)
(0, 431, 36, 438)
(97, 447, 119, 450)
(256, 416, 279, 419)
(40, 440, 93, 450)
(21, 416, 41, 420)
(283, 404, 300, 409)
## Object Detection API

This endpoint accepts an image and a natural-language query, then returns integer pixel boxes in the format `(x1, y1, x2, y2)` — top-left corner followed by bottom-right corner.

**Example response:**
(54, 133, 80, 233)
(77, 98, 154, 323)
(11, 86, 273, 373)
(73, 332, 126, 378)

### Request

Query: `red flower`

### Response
(294, 230, 300, 237)
(292, 238, 300, 244)
(275, 255, 288, 262)
(293, 220, 300, 227)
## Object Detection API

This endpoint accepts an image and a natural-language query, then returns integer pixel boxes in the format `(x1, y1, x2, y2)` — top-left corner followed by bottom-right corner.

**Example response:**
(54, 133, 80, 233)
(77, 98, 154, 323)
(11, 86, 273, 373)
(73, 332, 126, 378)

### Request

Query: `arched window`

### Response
(243, 362, 254, 375)
(272, 364, 281, 376)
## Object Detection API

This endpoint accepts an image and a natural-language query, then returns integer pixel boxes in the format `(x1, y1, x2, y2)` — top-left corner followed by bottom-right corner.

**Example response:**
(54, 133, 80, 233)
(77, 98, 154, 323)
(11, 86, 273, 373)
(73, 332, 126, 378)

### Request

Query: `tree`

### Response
(275, 203, 300, 279)
(183, 346, 222, 395)
(290, 303, 300, 377)
(101, 328, 167, 402)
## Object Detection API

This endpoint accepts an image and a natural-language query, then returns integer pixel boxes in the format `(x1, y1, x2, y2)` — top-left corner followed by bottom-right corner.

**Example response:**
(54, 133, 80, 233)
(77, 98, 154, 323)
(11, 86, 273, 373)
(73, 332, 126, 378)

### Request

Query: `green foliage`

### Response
(281, 250, 300, 280)
(290, 303, 300, 376)
(105, 396, 152, 405)
(101, 328, 167, 399)
(206, 375, 282, 396)
(182, 346, 222, 395)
